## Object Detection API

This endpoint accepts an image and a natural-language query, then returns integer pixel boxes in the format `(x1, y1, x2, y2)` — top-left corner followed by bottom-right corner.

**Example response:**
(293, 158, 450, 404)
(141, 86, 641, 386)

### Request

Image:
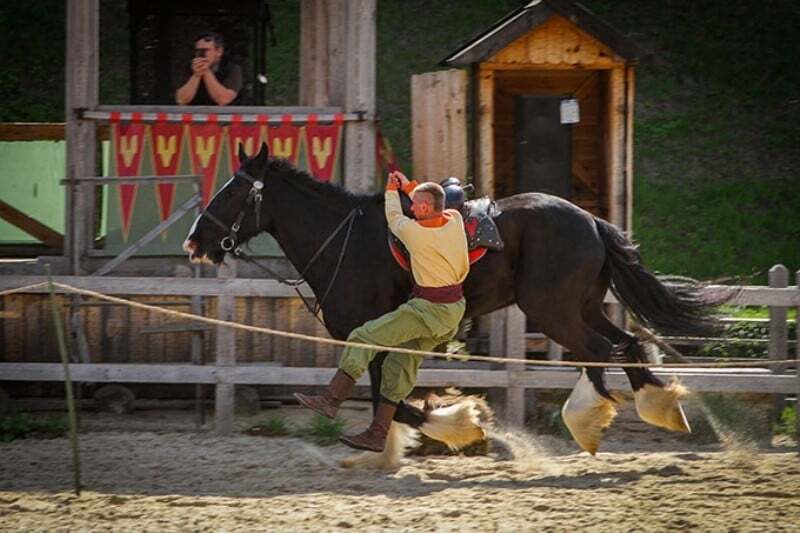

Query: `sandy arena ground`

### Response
(1, 401, 799, 532)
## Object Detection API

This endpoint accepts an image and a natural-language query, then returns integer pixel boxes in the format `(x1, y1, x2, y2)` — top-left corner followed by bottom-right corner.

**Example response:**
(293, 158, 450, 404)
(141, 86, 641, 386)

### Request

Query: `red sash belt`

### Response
(412, 284, 463, 304)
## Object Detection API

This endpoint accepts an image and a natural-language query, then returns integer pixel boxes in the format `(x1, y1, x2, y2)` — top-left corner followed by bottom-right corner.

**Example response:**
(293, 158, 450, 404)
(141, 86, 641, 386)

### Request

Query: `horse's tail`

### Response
(594, 217, 730, 337)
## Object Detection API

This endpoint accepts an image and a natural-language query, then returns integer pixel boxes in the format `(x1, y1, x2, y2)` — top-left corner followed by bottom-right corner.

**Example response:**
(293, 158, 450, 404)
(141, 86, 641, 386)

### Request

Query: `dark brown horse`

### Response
(184, 143, 723, 458)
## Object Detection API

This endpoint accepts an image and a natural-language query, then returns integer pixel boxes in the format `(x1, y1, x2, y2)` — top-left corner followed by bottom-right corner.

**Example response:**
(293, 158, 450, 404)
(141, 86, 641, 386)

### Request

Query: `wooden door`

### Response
(514, 95, 571, 199)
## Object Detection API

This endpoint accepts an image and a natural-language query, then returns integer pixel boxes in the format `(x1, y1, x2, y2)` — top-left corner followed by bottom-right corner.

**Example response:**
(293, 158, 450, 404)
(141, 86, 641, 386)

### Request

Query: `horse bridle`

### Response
(199, 169, 362, 325)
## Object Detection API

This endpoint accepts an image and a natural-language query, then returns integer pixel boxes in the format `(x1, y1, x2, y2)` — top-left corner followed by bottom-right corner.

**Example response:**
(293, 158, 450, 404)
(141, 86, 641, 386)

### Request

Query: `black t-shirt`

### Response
(188, 57, 243, 106)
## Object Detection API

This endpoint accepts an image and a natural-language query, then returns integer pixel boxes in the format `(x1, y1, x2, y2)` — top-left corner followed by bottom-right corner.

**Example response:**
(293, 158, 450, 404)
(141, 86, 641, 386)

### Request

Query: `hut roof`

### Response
(441, 0, 642, 67)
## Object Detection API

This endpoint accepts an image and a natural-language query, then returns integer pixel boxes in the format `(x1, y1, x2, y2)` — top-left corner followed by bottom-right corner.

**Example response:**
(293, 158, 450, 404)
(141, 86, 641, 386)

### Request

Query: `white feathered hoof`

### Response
(634, 382, 691, 433)
(339, 422, 419, 471)
(419, 399, 487, 451)
(561, 370, 618, 455)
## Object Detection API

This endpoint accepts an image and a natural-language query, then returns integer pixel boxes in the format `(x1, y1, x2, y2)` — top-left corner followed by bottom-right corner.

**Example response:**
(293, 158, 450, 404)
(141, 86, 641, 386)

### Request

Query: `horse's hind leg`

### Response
(523, 305, 620, 455)
(583, 300, 691, 433)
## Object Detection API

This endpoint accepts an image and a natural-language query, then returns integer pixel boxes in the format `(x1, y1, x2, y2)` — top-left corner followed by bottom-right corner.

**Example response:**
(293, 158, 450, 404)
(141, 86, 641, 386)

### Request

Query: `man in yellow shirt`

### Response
(295, 171, 470, 452)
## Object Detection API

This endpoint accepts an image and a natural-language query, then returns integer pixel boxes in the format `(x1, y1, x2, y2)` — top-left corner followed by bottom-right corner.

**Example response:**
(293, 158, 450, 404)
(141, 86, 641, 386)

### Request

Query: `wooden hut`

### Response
(441, 0, 640, 230)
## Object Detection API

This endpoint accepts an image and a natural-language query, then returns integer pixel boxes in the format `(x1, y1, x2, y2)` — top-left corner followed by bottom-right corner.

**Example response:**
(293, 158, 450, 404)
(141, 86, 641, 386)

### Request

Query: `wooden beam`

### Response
(505, 306, 527, 426)
(215, 261, 237, 434)
(0, 122, 109, 142)
(411, 70, 468, 181)
(0, 364, 795, 394)
(65, 0, 99, 274)
(477, 67, 495, 198)
(606, 67, 625, 227)
(2, 277, 799, 307)
(343, 0, 376, 193)
(0, 200, 64, 248)
(299, 0, 346, 107)
(0, 276, 315, 298)
(624, 66, 635, 233)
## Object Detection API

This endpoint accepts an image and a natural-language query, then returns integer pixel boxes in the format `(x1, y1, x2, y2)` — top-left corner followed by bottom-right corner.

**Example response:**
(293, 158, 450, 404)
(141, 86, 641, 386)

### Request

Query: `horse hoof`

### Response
(561, 371, 618, 455)
(634, 382, 691, 433)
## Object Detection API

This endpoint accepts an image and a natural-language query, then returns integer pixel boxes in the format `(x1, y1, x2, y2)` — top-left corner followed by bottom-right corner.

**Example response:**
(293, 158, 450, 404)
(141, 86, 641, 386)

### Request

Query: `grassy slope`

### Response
(1, 1, 798, 282)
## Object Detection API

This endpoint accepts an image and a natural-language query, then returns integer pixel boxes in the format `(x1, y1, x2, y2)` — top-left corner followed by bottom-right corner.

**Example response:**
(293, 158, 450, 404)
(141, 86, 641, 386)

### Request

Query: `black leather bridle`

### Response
(198, 169, 362, 325)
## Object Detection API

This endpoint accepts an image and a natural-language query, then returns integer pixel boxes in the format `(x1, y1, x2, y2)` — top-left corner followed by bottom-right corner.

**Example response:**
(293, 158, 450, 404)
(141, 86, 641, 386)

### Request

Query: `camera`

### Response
(194, 48, 207, 58)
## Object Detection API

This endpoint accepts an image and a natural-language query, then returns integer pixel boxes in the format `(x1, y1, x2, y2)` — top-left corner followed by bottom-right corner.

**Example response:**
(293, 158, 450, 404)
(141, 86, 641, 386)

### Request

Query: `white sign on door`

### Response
(560, 98, 580, 124)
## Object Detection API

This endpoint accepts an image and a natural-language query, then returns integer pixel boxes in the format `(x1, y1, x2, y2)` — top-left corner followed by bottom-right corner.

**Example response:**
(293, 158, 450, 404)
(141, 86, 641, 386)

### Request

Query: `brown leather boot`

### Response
(293, 369, 355, 418)
(339, 400, 397, 452)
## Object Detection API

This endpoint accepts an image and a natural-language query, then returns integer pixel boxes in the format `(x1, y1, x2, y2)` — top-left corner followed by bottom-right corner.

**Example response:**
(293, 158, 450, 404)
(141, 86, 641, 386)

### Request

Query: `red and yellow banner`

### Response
(187, 116, 224, 206)
(304, 114, 343, 182)
(227, 115, 263, 173)
(267, 114, 302, 165)
(150, 117, 186, 222)
(111, 117, 146, 240)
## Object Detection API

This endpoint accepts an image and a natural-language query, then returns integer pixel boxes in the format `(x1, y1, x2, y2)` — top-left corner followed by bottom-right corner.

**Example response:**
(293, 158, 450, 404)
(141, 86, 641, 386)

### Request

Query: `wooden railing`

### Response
(0, 268, 798, 437)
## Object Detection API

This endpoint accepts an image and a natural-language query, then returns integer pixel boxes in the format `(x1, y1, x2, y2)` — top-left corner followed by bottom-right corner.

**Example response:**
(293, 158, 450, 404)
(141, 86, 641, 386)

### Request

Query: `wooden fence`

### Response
(0, 266, 798, 437)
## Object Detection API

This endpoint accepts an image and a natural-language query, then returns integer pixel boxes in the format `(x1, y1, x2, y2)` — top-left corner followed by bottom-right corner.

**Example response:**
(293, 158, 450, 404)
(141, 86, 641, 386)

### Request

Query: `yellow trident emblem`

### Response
(311, 137, 332, 169)
(272, 138, 294, 159)
(119, 135, 138, 167)
(195, 136, 216, 168)
(156, 135, 177, 167)
(234, 137, 254, 157)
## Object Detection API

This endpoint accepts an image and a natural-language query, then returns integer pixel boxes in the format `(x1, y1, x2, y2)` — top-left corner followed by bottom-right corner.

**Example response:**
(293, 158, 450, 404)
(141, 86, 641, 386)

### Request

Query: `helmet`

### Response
(440, 177, 465, 210)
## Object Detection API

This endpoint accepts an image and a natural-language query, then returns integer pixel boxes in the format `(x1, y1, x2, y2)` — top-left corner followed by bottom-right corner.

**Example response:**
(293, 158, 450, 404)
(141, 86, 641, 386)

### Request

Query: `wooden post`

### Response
(624, 66, 635, 235)
(299, 0, 346, 107)
(505, 306, 527, 427)
(768, 265, 789, 424)
(476, 66, 495, 198)
(606, 67, 625, 229)
(65, 0, 99, 275)
(547, 339, 563, 361)
(215, 260, 237, 434)
(343, 0, 376, 193)
(796, 269, 800, 452)
(411, 70, 468, 181)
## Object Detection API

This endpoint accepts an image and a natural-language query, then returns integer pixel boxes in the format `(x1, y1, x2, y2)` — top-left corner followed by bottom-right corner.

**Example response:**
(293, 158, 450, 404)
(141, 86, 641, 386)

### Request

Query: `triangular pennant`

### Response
(227, 117, 262, 174)
(188, 122, 224, 205)
(304, 114, 343, 182)
(149, 120, 185, 223)
(112, 120, 147, 241)
(266, 114, 301, 165)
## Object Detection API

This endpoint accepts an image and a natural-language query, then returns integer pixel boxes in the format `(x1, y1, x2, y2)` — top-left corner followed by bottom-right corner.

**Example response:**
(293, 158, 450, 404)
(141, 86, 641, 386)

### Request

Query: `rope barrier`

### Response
(0, 282, 49, 297)
(15, 281, 790, 371)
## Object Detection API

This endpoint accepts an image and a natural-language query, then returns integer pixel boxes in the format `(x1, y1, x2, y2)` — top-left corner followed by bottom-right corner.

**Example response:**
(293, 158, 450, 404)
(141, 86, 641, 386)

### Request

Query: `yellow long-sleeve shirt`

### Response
(385, 189, 469, 288)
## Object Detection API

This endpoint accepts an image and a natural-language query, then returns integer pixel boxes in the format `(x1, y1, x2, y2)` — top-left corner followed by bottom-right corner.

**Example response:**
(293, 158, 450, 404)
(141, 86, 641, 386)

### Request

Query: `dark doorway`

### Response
(514, 95, 571, 199)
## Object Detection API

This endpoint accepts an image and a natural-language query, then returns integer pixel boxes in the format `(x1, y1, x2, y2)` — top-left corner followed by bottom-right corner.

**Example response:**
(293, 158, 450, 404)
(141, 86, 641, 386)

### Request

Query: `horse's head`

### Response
(183, 141, 275, 264)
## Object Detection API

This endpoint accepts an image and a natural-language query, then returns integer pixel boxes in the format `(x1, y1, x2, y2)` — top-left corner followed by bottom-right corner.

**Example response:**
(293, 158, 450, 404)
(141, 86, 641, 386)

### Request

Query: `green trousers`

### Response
(338, 297, 466, 403)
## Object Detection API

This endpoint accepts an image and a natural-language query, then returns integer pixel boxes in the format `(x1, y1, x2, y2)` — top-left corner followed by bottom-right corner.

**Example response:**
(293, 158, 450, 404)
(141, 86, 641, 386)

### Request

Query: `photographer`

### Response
(175, 32, 242, 106)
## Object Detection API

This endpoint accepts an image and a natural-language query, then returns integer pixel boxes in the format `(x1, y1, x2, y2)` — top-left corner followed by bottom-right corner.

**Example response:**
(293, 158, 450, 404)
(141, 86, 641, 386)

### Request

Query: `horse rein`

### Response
(198, 169, 362, 326)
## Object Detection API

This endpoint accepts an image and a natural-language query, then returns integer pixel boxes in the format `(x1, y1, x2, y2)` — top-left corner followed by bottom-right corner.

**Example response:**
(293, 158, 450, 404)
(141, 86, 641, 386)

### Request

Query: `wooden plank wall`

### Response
(410, 69, 468, 181)
(487, 15, 624, 69)
(0, 294, 340, 367)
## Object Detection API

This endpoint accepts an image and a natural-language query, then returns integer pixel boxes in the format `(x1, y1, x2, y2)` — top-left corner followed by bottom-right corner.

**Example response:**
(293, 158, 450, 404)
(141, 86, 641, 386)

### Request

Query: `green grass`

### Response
(247, 414, 291, 437)
(775, 405, 796, 437)
(245, 413, 347, 446)
(293, 414, 347, 447)
(0, 412, 68, 442)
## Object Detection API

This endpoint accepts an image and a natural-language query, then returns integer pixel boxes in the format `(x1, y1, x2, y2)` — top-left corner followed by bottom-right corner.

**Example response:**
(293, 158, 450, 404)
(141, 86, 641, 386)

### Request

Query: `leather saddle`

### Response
(388, 178, 504, 271)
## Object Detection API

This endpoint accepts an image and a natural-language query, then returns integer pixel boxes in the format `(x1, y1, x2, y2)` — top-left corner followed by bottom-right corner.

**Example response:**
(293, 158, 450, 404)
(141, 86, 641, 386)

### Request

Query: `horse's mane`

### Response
(267, 158, 383, 211)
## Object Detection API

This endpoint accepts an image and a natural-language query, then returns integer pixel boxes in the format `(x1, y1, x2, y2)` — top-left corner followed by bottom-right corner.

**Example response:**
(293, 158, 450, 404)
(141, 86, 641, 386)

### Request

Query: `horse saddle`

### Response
(388, 178, 504, 272)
